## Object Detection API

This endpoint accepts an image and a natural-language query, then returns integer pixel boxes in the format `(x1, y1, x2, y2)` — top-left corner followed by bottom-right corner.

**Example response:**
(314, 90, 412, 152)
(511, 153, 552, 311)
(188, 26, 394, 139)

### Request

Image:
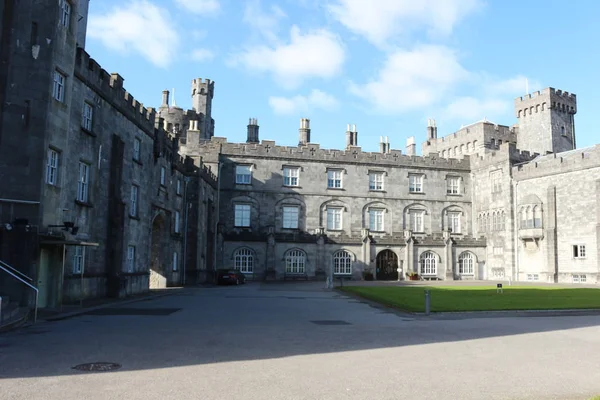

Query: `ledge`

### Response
(519, 228, 544, 240)
(80, 127, 97, 137)
(75, 200, 94, 208)
(409, 191, 426, 195)
(133, 158, 143, 166)
(326, 187, 345, 191)
(128, 215, 140, 221)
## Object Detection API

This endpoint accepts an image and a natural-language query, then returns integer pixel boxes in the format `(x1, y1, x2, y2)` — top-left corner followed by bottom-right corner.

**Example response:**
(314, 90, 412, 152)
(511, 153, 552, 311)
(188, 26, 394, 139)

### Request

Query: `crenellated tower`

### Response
(515, 87, 577, 155)
(191, 78, 215, 141)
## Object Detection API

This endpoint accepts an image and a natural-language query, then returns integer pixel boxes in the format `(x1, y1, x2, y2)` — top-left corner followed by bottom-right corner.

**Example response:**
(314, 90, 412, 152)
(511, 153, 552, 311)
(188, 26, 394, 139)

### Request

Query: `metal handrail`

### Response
(0, 259, 33, 282)
(0, 262, 38, 323)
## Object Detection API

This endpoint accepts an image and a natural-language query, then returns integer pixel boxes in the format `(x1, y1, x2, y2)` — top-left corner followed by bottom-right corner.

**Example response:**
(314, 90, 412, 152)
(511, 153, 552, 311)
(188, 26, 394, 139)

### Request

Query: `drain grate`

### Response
(72, 362, 122, 372)
(84, 307, 181, 316)
(310, 320, 351, 325)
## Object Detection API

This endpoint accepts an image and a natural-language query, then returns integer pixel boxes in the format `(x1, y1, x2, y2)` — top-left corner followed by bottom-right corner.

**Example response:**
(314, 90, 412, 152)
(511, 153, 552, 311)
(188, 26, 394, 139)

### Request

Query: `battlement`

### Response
(191, 78, 215, 98)
(513, 145, 600, 180)
(515, 87, 577, 118)
(516, 87, 576, 103)
(200, 138, 471, 170)
(75, 48, 157, 136)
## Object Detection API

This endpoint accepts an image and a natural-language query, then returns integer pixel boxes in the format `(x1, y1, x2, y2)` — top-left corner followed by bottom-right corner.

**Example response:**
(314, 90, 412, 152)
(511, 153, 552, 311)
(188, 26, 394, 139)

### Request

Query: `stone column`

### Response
(546, 185, 558, 282)
(404, 230, 414, 276)
(443, 230, 454, 280)
(361, 229, 371, 279)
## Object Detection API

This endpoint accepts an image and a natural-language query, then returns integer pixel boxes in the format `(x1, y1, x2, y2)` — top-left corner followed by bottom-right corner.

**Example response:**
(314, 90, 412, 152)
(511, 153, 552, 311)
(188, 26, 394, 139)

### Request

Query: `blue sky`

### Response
(85, 0, 600, 154)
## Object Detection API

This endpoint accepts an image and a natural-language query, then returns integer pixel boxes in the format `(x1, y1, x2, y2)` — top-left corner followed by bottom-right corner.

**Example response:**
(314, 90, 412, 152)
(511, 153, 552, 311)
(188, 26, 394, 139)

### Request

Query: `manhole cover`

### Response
(72, 362, 122, 372)
(310, 320, 351, 325)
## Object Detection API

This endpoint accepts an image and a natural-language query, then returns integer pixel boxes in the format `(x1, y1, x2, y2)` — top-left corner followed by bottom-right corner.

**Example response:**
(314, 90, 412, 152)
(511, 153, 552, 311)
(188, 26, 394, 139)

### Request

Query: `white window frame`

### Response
(174, 210, 181, 233)
(326, 207, 342, 231)
(133, 138, 141, 161)
(327, 169, 342, 189)
(130, 185, 138, 217)
(234, 248, 254, 273)
(420, 252, 437, 276)
(458, 252, 474, 275)
(526, 273, 540, 281)
(73, 246, 84, 274)
(160, 166, 166, 186)
(77, 162, 90, 202)
(283, 167, 300, 187)
(409, 174, 424, 193)
(235, 165, 252, 185)
(282, 206, 299, 229)
(53, 70, 66, 102)
(126, 245, 135, 272)
(285, 250, 306, 274)
(333, 250, 352, 275)
(234, 204, 251, 227)
(46, 149, 59, 185)
(410, 210, 424, 232)
(60, 0, 71, 28)
(573, 274, 587, 283)
(82, 102, 93, 131)
(369, 172, 384, 191)
(573, 244, 586, 259)
(368, 208, 384, 232)
(449, 212, 461, 234)
(447, 176, 460, 194)
(172, 251, 179, 271)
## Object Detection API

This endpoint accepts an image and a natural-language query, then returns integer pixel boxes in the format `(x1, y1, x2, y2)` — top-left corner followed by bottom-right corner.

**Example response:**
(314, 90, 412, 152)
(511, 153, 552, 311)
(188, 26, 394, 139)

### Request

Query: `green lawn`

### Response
(339, 286, 600, 313)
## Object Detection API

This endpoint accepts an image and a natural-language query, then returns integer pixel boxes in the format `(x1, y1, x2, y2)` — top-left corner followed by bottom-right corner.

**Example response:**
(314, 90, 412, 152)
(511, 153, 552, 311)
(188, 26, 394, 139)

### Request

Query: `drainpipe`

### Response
(182, 177, 190, 286)
(513, 180, 519, 281)
(212, 156, 222, 283)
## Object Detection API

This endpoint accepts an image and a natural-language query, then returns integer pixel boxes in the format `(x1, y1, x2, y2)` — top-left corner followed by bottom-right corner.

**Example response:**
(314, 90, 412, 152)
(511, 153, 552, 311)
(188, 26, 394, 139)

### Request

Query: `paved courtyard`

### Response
(1, 282, 600, 400)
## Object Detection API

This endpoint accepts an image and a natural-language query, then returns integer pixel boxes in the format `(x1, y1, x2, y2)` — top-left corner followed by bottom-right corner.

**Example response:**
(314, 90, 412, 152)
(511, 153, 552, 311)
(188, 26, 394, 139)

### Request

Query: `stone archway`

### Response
(376, 250, 398, 280)
(149, 213, 167, 289)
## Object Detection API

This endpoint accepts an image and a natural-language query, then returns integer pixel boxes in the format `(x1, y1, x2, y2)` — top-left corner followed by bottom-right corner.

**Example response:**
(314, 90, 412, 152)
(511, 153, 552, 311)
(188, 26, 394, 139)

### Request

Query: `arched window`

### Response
(420, 252, 437, 276)
(234, 248, 254, 273)
(482, 214, 488, 232)
(333, 250, 352, 275)
(466, 142, 472, 152)
(460, 144, 465, 154)
(285, 250, 306, 274)
(441, 150, 446, 158)
(458, 252, 475, 275)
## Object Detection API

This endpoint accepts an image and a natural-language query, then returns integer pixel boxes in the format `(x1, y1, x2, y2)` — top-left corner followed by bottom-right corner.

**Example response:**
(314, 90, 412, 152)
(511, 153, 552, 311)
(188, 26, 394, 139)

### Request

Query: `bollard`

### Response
(424, 290, 430, 315)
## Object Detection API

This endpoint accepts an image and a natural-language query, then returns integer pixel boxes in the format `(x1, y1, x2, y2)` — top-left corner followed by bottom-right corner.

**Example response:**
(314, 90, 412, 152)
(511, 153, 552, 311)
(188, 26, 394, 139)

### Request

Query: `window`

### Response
(234, 248, 254, 273)
(409, 174, 423, 193)
(326, 207, 342, 230)
(449, 212, 461, 234)
(282, 206, 299, 229)
(493, 247, 504, 255)
(458, 252, 474, 275)
(160, 166, 166, 186)
(573, 274, 587, 283)
(60, 0, 71, 28)
(130, 185, 138, 217)
(234, 204, 251, 227)
(491, 170, 502, 193)
(369, 172, 384, 191)
(133, 138, 141, 161)
(46, 149, 59, 185)
(520, 206, 542, 229)
(174, 211, 181, 233)
(53, 71, 66, 102)
(126, 246, 135, 272)
(172, 252, 178, 271)
(333, 250, 352, 275)
(283, 167, 300, 187)
(420, 252, 437, 276)
(176, 179, 182, 195)
(77, 162, 90, 202)
(447, 177, 460, 194)
(285, 250, 305, 274)
(235, 165, 252, 184)
(526, 274, 539, 281)
(73, 246, 84, 274)
(368, 209, 384, 232)
(573, 245, 586, 259)
(327, 170, 342, 189)
(410, 210, 424, 232)
(82, 102, 93, 131)
(491, 268, 505, 278)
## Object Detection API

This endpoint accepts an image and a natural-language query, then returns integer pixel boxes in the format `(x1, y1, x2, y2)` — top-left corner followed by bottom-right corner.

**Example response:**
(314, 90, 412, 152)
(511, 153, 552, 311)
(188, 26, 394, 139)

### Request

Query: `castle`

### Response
(0, 0, 597, 326)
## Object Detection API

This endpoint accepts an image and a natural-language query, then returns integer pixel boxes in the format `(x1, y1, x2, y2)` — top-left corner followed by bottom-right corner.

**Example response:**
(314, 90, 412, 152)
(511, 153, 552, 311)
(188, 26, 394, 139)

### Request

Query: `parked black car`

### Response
(216, 269, 246, 285)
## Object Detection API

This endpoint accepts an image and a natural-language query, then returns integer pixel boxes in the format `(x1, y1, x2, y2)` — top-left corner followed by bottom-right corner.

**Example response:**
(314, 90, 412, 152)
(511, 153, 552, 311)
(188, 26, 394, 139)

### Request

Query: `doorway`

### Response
(149, 214, 167, 289)
(376, 250, 398, 280)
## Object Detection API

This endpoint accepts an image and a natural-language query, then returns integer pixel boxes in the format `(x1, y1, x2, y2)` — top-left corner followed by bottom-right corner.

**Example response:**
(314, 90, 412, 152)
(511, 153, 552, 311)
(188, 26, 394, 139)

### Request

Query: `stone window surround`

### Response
(573, 244, 586, 259)
(419, 251, 438, 276)
(446, 175, 461, 195)
(235, 164, 253, 185)
(282, 205, 299, 229)
(408, 173, 426, 194)
(234, 203, 251, 228)
(53, 69, 67, 103)
(46, 147, 60, 186)
(282, 165, 301, 187)
(233, 248, 254, 273)
(126, 245, 135, 272)
(326, 168, 345, 189)
(368, 170, 386, 191)
(333, 250, 353, 275)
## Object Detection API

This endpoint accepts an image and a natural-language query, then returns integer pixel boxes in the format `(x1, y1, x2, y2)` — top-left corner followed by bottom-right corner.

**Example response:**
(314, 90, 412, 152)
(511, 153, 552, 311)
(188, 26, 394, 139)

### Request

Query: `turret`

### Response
(247, 118, 259, 143)
(191, 78, 215, 141)
(345, 124, 358, 148)
(299, 118, 311, 146)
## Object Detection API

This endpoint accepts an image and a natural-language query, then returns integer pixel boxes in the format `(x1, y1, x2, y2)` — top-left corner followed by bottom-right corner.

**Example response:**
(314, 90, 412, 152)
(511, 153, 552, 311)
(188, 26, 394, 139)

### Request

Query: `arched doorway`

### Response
(150, 213, 167, 289)
(376, 250, 398, 280)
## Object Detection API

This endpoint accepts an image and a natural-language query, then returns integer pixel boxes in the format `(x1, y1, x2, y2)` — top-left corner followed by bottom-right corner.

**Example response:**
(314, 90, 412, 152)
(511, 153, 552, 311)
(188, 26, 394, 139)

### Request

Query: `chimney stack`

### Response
(379, 136, 390, 153)
(247, 118, 259, 143)
(162, 90, 170, 107)
(427, 118, 438, 140)
(406, 136, 416, 156)
(299, 118, 311, 145)
(345, 124, 358, 148)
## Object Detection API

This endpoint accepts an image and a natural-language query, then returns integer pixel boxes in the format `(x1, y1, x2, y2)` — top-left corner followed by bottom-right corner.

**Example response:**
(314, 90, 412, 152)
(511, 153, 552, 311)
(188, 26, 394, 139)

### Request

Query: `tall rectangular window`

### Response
(130, 185, 138, 217)
(447, 176, 460, 194)
(326, 207, 342, 230)
(46, 149, 59, 185)
(369, 172, 384, 191)
(73, 246, 84, 274)
(369, 209, 384, 232)
(174, 211, 181, 233)
(449, 212, 461, 233)
(491, 170, 502, 193)
(235, 165, 252, 184)
(282, 206, 299, 229)
(327, 170, 342, 188)
(133, 138, 141, 161)
(176, 179, 182, 195)
(60, 0, 71, 28)
(77, 162, 90, 202)
(126, 246, 135, 272)
(410, 211, 424, 232)
(234, 204, 251, 227)
(172, 252, 179, 271)
(53, 71, 66, 102)
(82, 102, 93, 131)
(283, 167, 299, 187)
(573, 245, 586, 259)
(160, 166, 166, 186)
(409, 174, 424, 193)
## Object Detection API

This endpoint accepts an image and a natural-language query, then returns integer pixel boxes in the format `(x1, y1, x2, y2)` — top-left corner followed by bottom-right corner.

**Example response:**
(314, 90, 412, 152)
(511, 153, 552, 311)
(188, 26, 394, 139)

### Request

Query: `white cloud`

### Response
(443, 97, 509, 122)
(328, 0, 482, 46)
(269, 89, 339, 115)
(243, 0, 287, 43)
(88, 1, 178, 69)
(230, 26, 345, 89)
(349, 45, 468, 114)
(174, 0, 220, 15)
(191, 48, 215, 62)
